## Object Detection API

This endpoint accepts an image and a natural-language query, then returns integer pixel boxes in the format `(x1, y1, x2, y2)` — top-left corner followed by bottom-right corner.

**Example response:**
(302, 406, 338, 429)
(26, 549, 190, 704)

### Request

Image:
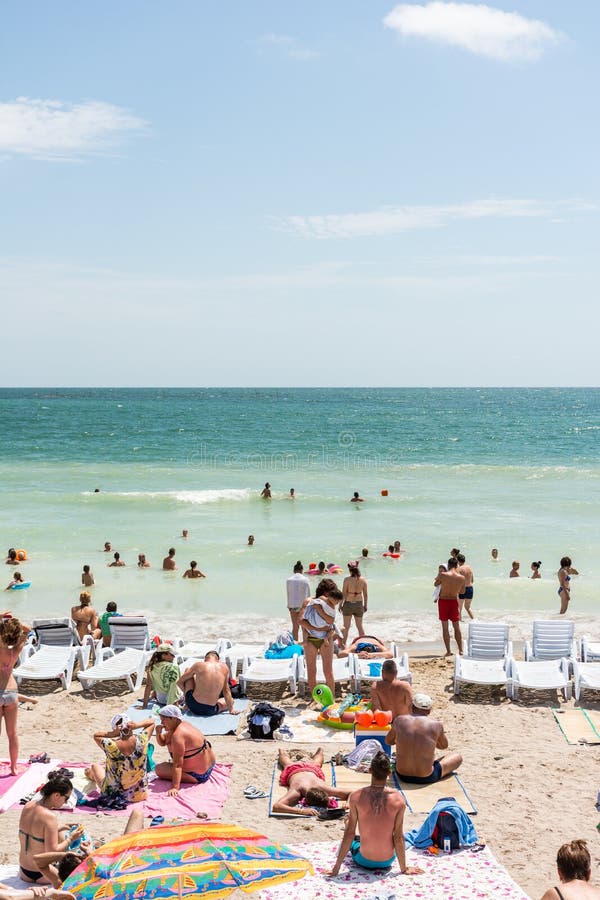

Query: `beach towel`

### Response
(142, 763, 232, 820)
(75, 763, 232, 820)
(242, 708, 354, 744)
(0, 865, 25, 890)
(0, 759, 60, 813)
(396, 772, 477, 815)
(0, 759, 30, 796)
(552, 708, 600, 745)
(127, 700, 249, 736)
(258, 841, 529, 899)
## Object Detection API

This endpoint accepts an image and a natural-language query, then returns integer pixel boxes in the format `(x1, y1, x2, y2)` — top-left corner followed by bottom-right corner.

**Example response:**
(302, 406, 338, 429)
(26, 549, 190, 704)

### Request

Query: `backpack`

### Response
(247, 702, 285, 740)
(431, 810, 460, 850)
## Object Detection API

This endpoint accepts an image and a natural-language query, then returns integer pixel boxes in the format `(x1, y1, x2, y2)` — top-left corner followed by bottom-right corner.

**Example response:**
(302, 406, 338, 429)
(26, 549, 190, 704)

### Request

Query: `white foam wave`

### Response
(82, 489, 252, 504)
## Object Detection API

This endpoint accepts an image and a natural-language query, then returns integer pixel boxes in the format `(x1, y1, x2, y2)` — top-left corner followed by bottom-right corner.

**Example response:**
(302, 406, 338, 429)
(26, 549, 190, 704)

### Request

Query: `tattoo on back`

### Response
(369, 787, 387, 815)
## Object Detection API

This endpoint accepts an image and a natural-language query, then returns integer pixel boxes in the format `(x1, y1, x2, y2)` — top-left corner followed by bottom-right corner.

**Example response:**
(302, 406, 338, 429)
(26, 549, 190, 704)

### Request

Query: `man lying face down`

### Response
(272, 747, 351, 817)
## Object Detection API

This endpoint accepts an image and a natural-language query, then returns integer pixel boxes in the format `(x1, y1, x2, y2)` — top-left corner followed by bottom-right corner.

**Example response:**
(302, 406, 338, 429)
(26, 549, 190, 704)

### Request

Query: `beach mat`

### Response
(552, 708, 600, 745)
(397, 771, 477, 815)
(259, 841, 529, 899)
(127, 700, 248, 736)
(240, 707, 354, 744)
(331, 762, 401, 793)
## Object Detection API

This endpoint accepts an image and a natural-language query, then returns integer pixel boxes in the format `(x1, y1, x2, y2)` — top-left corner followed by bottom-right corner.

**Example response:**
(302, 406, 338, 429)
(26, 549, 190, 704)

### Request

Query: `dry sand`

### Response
(1, 654, 599, 899)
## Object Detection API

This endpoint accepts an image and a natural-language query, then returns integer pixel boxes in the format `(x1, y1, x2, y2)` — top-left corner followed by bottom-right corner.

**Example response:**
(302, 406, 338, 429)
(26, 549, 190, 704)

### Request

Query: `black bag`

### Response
(248, 702, 285, 740)
(432, 810, 460, 850)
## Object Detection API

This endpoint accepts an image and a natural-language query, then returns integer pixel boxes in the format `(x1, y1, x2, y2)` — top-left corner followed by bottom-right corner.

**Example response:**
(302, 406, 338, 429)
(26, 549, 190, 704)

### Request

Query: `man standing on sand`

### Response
(162, 548, 177, 570)
(386, 693, 463, 784)
(456, 552, 474, 620)
(155, 705, 216, 795)
(434, 557, 464, 656)
(370, 659, 413, 718)
(273, 747, 351, 817)
(328, 751, 423, 877)
(286, 561, 311, 641)
(178, 651, 233, 716)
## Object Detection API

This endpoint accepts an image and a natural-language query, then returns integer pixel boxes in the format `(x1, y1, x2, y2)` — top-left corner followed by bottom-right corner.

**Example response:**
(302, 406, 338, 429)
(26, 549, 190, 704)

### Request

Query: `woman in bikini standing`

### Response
(341, 562, 368, 645)
(0, 615, 31, 774)
(18, 772, 83, 884)
(298, 578, 343, 697)
(557, 556, 579, 615)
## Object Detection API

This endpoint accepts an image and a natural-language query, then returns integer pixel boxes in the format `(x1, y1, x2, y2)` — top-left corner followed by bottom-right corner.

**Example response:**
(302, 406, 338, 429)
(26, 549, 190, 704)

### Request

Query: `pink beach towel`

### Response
(76, 763, 232, 821)
(0, 760, 61, 813)
(143, 763, 232, 820)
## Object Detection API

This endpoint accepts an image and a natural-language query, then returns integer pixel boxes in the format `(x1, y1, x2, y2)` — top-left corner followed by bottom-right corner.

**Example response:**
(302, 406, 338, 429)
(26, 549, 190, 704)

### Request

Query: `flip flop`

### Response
(244, 786, 267, 799)
(150, 816, 164, 827)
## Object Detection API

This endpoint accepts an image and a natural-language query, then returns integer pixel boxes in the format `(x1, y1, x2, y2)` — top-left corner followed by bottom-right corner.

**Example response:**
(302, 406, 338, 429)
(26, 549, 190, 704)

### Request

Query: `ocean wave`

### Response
(81, 489, 252, 504)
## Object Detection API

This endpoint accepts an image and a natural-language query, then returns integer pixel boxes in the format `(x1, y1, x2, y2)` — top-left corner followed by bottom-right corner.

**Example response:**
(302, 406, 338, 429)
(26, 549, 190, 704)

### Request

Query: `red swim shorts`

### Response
(438, 598, 459, 622)
(279, 762, 325, 787)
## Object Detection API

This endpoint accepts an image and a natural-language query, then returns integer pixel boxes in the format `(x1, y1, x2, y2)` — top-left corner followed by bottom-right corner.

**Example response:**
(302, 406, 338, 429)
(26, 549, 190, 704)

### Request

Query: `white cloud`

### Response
(0, 97, 147, 161)
(272, 198, 594, 239)
(383, 2, 564, 62)
(257, 33, 318, 60)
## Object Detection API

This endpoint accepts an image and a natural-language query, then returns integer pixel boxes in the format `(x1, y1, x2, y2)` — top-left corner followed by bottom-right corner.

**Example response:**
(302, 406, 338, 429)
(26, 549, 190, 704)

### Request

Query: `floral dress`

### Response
(100, 733, 149, 802)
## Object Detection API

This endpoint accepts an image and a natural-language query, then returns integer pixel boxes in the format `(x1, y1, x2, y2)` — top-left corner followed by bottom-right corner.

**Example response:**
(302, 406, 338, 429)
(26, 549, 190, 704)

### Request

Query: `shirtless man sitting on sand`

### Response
(178, 651, 233, 716)
(370, 659, 413, 718)
(273, 747, 351, 817)
(386, 693, 462, 784)
(328, 751, 423, 877)
(155, 705, 216, 795)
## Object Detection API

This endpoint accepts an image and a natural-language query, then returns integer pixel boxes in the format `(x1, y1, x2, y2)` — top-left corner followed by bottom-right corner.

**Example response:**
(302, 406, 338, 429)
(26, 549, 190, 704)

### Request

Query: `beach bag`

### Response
(344, 739, 384, 773)
(432, 809, 460, 850)
(247, 702, 285, 739)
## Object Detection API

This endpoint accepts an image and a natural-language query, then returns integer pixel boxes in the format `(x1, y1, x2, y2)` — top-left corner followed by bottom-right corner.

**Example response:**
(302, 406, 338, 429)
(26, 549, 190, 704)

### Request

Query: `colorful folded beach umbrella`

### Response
(63, 822, 313, 899)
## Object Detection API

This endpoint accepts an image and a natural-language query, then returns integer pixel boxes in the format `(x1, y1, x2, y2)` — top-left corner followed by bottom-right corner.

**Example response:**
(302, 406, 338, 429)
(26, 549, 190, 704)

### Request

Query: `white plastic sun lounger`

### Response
(31, 618, 94, 668)
(297, 655, 352, 696)
(573, 661, 600, 700)
(175, 639, 232, 663)
(581, 636, 600, 662)
(239, 655, 300, 695)
(14, 646, 76, 691)
(78, 648, 148, 692)
(224, 643, 266, 676)
(509, 658, 571, 701)
(454, 623, 512, 696)
(108, 617, 151, 653)
(524, 621, 576, 666)
(350, 647, 412, 692)
(454, 657, 512, 696)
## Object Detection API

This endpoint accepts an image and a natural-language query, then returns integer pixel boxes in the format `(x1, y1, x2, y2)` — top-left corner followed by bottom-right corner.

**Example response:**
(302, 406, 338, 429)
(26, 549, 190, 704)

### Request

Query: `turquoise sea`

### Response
(1, 388, 599, 644)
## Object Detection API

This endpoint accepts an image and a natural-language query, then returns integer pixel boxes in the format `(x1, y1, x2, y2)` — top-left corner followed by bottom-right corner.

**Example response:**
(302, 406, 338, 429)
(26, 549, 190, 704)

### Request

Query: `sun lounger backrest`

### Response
(32, 618, 78, 648)
(467, 623, 510, 659)
(531, 620, 575, 659)
(108, 616, 150, 652)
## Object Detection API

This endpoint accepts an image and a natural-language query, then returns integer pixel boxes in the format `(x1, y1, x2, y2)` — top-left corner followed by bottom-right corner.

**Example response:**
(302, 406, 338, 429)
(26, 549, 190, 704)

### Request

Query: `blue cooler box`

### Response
(354, 725, 391, 757)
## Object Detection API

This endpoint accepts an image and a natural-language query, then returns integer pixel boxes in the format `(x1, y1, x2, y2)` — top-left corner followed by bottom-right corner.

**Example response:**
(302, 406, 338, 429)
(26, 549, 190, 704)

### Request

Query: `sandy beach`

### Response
(1, 649, 598, 899)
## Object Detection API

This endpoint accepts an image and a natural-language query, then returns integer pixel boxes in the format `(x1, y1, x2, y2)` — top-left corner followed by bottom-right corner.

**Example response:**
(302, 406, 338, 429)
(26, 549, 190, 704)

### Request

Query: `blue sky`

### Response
(1, 1, 598, 386)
